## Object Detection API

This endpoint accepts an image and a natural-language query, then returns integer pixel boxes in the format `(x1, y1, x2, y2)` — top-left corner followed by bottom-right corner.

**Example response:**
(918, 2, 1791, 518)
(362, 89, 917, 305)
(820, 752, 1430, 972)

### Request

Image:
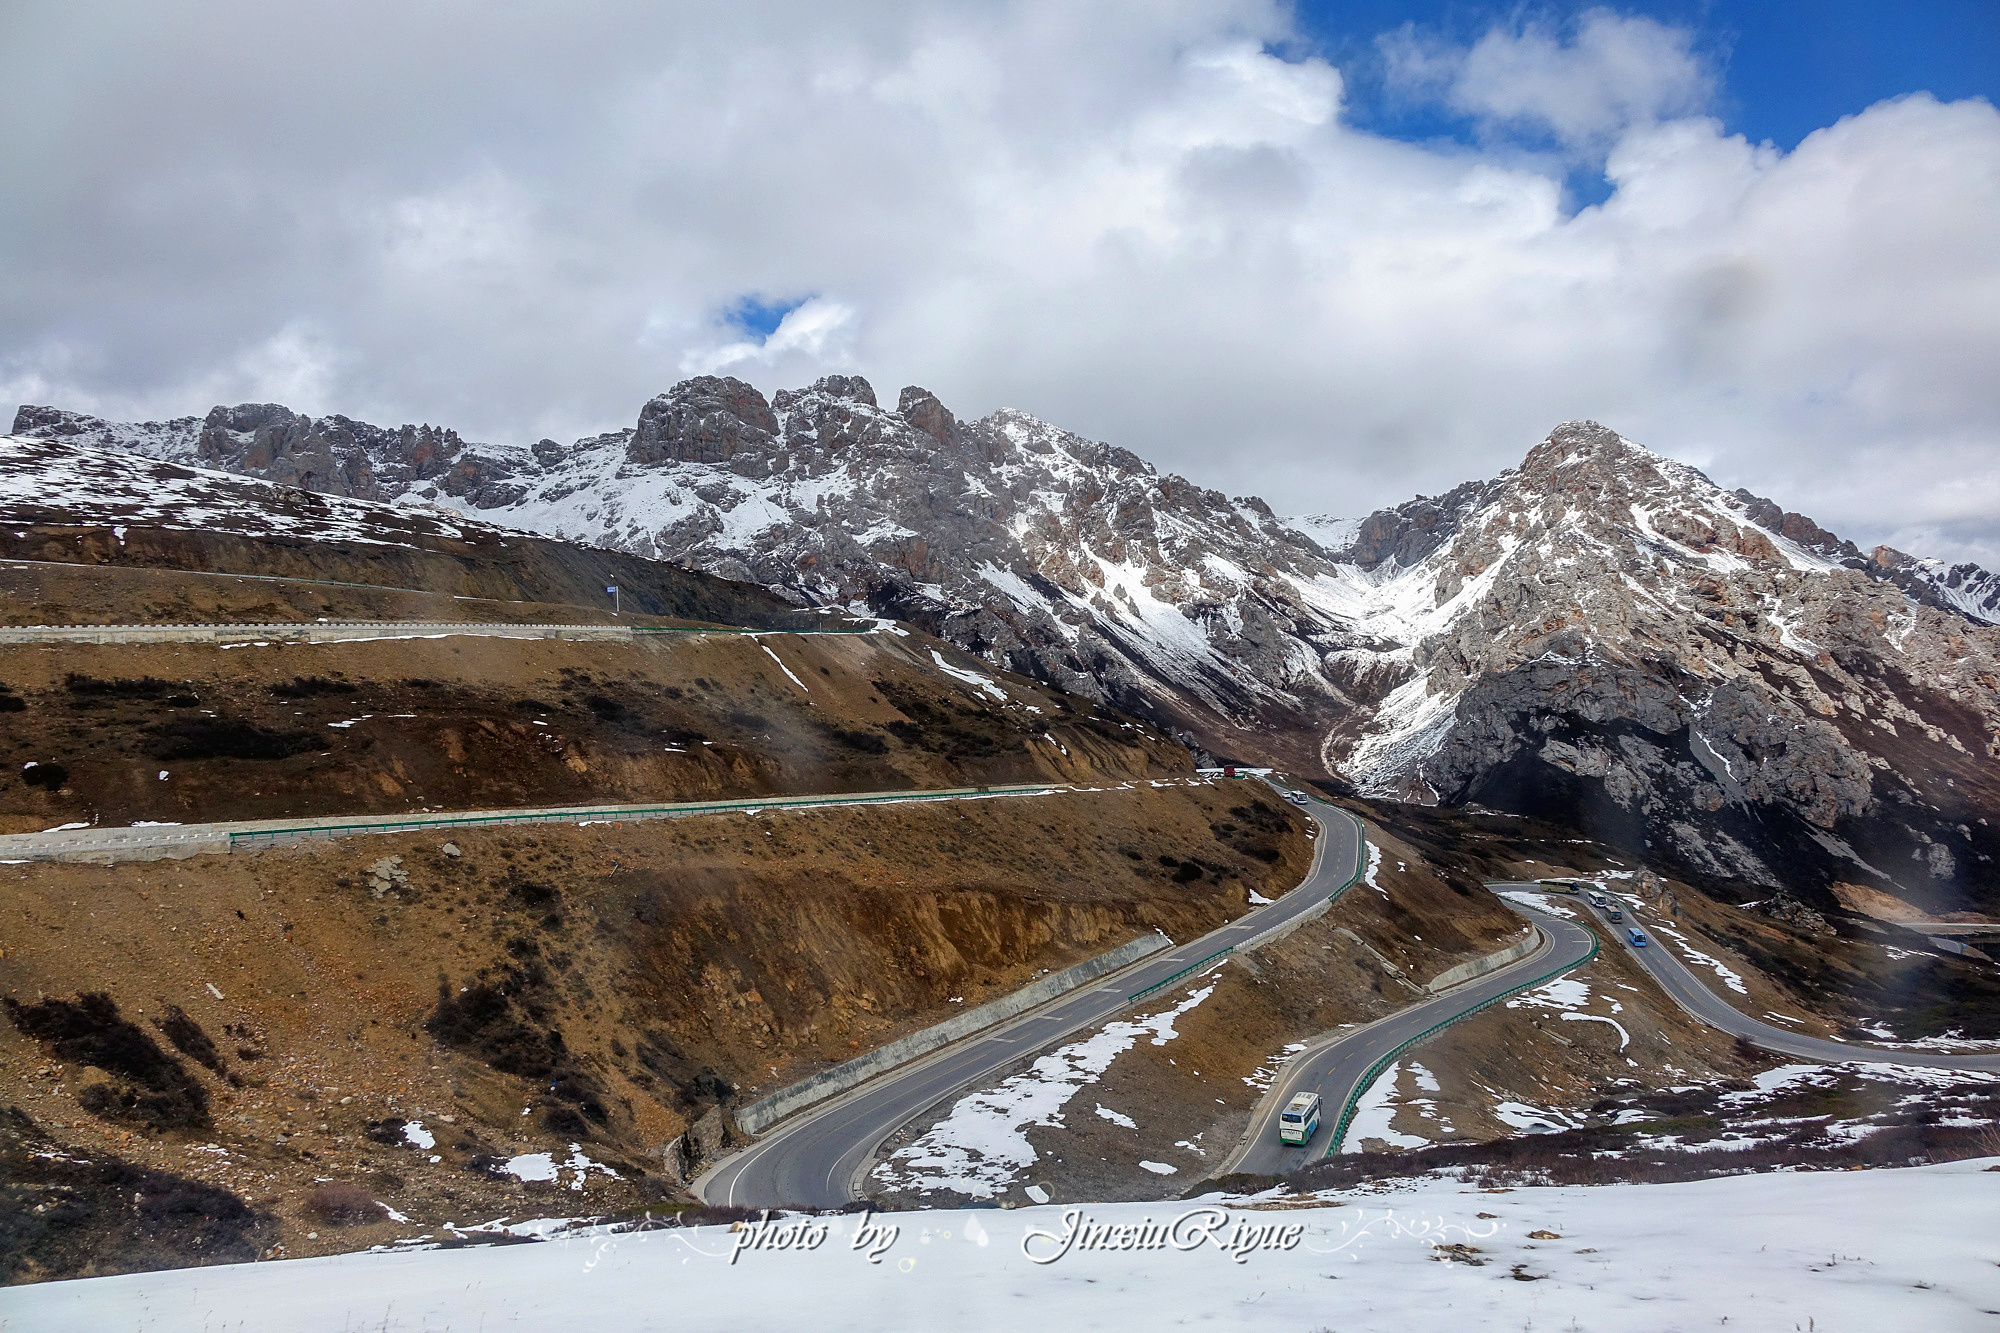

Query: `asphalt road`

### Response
(1491, 883, 2000, 1074)
(695, 786, 1367, 1209)
(1217, 908, 1598, 1176)
(0, 619, 875, 644)
(0, 780, 1092, 863)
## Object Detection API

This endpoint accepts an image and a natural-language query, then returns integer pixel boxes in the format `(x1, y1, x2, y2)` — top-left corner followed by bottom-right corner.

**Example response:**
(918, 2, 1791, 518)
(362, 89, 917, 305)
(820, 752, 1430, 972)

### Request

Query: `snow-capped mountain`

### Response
(15, 386, 2000, 911)
(0, 431, 823, 631)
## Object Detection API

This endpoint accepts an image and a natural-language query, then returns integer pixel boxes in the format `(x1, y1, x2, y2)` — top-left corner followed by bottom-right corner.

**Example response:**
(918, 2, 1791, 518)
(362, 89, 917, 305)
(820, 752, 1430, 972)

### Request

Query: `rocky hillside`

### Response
(1341, 423, 2000, 917)
(15, 393, 2000, 914)
(0, 432, 822, 629)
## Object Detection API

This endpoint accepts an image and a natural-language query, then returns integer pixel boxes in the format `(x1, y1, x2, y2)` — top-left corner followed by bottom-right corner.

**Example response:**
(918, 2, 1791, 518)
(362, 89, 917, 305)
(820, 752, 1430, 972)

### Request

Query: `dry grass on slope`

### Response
(0, 781, 1310, 1278)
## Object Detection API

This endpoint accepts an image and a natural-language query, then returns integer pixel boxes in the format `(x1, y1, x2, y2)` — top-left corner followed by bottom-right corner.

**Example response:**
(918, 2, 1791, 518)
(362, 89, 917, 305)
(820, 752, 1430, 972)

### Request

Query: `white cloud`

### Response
(682, 298, 859, 377)
(2, 1, 1997, 565)
(1385, 8, 1715, 153)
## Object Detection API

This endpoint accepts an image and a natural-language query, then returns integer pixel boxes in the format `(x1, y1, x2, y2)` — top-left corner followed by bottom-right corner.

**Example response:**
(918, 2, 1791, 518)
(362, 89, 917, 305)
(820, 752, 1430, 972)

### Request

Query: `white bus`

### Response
(1278, 1091, 1321, 1145)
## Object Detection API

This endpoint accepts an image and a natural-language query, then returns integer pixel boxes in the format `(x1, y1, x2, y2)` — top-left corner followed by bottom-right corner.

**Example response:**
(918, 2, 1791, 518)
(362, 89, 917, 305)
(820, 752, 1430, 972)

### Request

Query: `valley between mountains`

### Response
(1, 386, 1996, 1285)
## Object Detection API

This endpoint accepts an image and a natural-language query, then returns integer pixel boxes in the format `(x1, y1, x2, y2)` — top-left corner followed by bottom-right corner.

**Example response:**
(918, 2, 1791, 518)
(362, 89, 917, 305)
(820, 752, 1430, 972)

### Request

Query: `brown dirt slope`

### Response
(1, 515, 816, 629)
(1, 557, 750, 629)
(0, 781, 1311, 1280)
(0, 629, 1184, 832)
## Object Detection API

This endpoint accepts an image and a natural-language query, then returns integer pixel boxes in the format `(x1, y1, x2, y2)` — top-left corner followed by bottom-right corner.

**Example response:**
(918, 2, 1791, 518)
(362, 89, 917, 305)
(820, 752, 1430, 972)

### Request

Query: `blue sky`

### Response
(1298, 1, 1998, 149)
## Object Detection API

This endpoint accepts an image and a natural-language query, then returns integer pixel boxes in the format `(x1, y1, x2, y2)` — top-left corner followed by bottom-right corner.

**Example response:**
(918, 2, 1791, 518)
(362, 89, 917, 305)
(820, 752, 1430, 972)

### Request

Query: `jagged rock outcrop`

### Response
(193, 403, 531, 508)
(1752, 894, 1835, 937)
(629, 375, 781, 468)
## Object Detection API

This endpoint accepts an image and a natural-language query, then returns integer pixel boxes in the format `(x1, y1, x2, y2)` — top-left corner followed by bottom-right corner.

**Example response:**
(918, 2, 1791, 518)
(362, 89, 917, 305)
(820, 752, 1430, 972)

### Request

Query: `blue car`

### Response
(1628, 928, 1647, 947)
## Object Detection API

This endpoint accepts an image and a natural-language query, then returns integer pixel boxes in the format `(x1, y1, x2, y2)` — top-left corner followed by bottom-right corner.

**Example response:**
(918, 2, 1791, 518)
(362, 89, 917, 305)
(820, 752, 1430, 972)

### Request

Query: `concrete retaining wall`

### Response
(734, 931, 1173, 1137)
(1425, 927, 1540, 993)
(1233, 895, 1335, 955)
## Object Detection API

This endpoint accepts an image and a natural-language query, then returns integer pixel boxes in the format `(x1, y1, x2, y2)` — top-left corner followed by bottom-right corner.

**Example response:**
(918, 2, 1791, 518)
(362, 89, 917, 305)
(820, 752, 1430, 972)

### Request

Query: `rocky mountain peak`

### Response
(896, 385, 955, 444)
(774, 373, 877, 410)
(1514, 420, 1714, 511)
(10, 404, 202, 457)
(630, 375, 779, 467)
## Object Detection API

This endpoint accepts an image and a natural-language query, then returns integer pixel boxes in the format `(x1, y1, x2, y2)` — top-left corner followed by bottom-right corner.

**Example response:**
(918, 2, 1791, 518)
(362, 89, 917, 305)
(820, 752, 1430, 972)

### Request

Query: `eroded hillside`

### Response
(0, 626, 1182, 833)
(0, 781, 1313, 1281)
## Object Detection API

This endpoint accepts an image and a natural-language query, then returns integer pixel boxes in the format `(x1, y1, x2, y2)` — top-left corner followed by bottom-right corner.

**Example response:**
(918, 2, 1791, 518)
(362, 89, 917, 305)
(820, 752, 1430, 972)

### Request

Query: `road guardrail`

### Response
(1322, 920, 1599, 1156)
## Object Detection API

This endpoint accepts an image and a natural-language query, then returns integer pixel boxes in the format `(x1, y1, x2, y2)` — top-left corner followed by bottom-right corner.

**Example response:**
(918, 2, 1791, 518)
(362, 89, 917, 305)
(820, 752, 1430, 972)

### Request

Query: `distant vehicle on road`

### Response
(1287, 791, 1308, 806)
(1588, 890, 1610, 909)
(1536, 878, 1579, 893)
(1629, 928, 1648, 947)
(1278, 1091, 1321, 1144)
(1607, 907, 1624, 922)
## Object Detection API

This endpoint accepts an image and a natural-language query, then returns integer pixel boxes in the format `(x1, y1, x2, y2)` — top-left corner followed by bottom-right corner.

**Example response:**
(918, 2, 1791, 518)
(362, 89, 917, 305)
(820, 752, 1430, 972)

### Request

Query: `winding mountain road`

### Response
(1217, 906, 1598, 1175)
(695, 789, 1367, 1209)
(1490, 883, 2000, 1073)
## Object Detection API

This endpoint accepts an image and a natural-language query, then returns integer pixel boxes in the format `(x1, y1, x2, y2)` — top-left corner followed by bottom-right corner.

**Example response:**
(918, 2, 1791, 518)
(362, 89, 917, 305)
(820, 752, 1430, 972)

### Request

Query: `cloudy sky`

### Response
(4, 1, 1997, 563)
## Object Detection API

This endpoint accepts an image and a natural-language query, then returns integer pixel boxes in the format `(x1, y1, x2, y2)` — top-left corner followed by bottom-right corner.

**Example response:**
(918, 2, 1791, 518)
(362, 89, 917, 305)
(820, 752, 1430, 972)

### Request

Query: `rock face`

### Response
(193, 403, 531, 508)
(14, 395, 2000, 913)
(1341, 421, 2000, 913)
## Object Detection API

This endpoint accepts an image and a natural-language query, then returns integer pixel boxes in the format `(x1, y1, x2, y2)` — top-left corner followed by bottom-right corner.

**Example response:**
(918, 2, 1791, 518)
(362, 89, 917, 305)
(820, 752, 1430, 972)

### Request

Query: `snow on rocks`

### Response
(493, 1144, 620, 1191)
(929, 649, 1008, 703)
(1503, 975, 1631, 1049)
(1360, 842, 1385, 896)
(1640, 918, 1749, 995)
(1243, 1042, 1309, 1091)
(0, 433, 508, 550)
(1495, 889, 1578, 919)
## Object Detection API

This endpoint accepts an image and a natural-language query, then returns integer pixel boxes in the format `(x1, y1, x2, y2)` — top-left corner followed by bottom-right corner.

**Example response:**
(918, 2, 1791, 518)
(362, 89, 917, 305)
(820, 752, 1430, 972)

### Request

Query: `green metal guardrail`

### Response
(630, 624, 879, 635)
(1125, 794, 1368, 1006)
(1321, 925, 1601, 1156)
(226, 783, 1057, 849)
(1128, 947, 1235, 1003)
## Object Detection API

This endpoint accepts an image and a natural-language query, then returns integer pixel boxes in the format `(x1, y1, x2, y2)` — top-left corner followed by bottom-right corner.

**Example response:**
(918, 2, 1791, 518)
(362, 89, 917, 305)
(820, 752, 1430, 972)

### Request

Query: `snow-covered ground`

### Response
(871, 982, 1216, 1198)
(1504, 974, 1634, 1051)
(1341, 1059, 1453, 1151)
(6, 1162, 1994, 1331)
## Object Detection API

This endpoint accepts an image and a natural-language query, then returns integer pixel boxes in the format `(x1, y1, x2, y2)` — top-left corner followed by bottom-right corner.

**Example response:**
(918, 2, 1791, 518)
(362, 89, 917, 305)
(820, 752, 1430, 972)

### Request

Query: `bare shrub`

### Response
(303, 1182, 386, 1225)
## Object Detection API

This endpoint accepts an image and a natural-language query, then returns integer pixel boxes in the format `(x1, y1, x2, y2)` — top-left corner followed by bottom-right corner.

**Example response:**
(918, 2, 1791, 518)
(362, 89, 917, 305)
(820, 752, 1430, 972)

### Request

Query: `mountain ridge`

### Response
(13, 385, 2000, 913)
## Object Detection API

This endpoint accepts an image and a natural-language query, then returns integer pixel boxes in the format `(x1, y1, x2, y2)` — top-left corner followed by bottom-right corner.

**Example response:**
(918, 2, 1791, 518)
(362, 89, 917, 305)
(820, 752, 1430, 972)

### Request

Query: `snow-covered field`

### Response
(5, 1162, 1994, 1331)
